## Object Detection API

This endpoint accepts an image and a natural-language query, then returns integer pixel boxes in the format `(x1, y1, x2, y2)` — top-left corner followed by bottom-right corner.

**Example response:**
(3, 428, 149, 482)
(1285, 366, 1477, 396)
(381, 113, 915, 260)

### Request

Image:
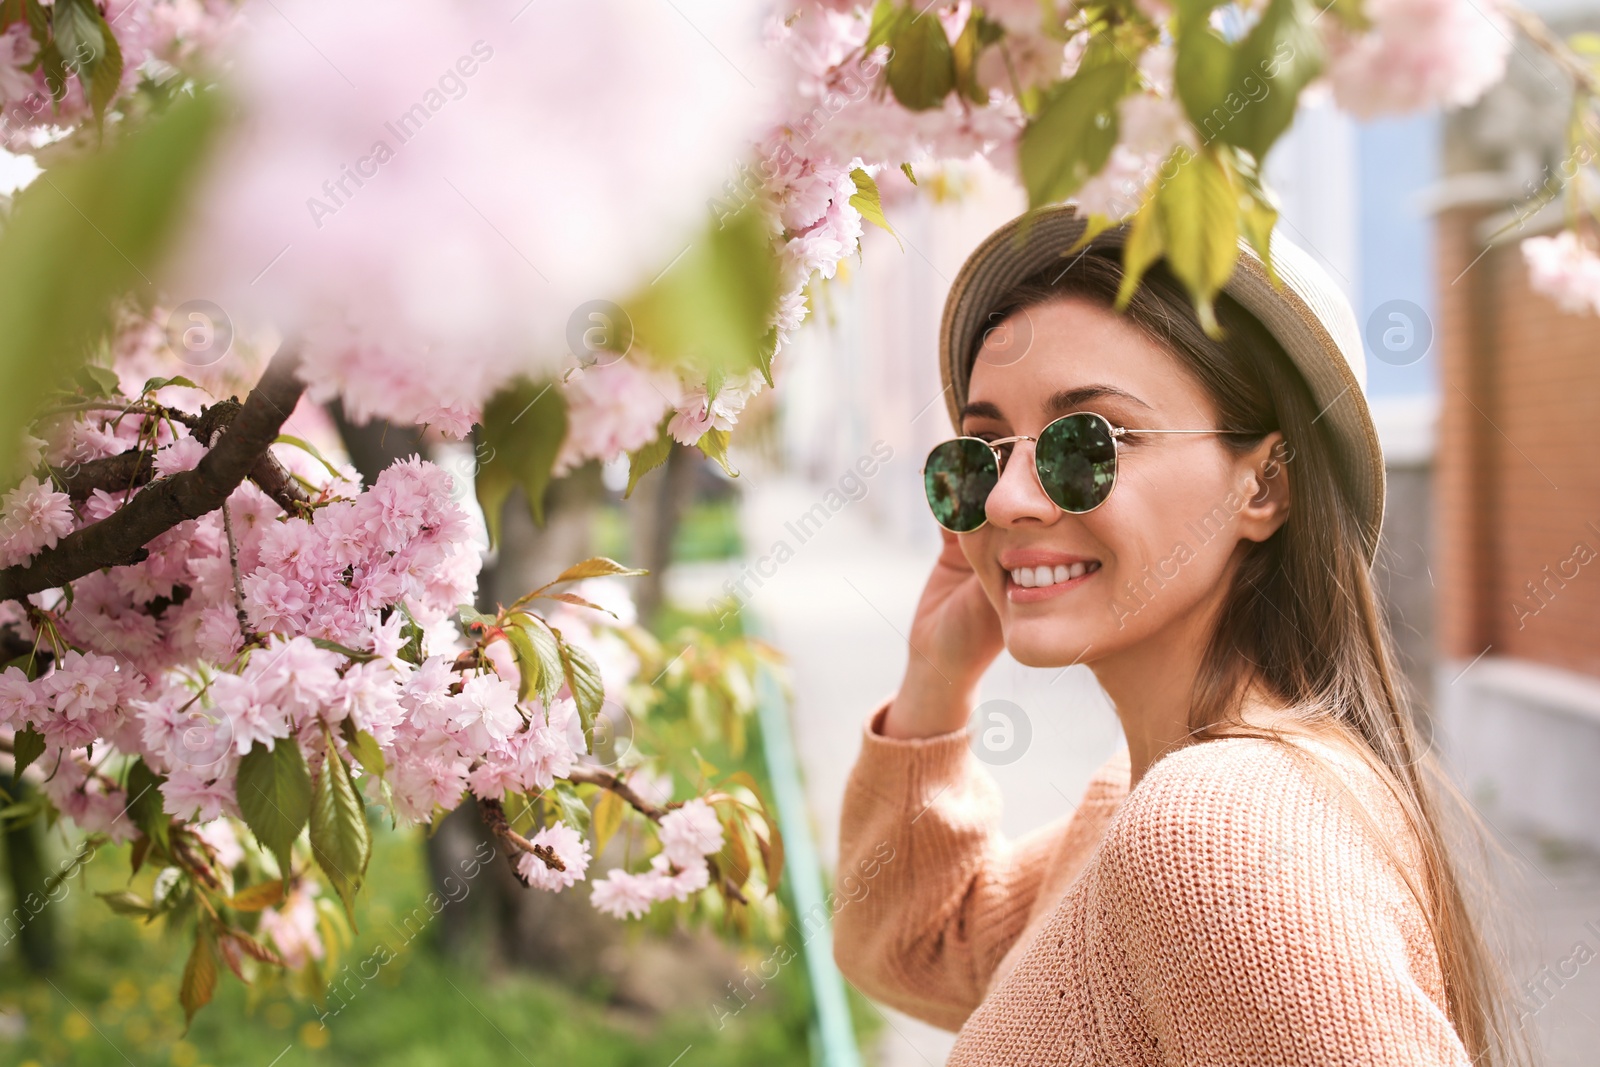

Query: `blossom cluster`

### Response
(0, 0, 240, 150)
(1521, 229, 1600, 317)
(0, 335, 702, 949)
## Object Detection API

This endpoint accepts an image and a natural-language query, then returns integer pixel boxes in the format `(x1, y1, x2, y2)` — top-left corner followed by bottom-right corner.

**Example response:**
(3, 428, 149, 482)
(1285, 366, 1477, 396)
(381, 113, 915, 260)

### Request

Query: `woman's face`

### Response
(959, 297, 1289, 668)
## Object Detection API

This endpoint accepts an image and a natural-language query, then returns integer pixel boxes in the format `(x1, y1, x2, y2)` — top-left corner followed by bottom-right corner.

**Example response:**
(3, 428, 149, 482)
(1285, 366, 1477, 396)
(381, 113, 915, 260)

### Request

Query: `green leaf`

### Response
(140, 375, 198, 395)
(848, 167, 901, 251)
(886, 11, 955, 110)
(1224, 0, 1324, 162)
(97, 889, 154, 917)
(625, 204, 780, 387)
(1018, 57, 1137, 208)
(538, 591, 617, 617)
(125, 758, 169, 851)
(951, 9, 988, 105)
(457, 604, 498, 630)
(547, 780, 591, 835)
(551, 556, 649, 584)
(592, 788, 624, 857)
(1114, 195, 1165, 309)
(309, 637, 376, 663)
(179, 923, 217, 1029)
(900, 161, 917, 186)
(310, 731, 371, 926)
(475, 379, 567, 545)
(1234, 153, 1281, 284)
(557, 637, 606, 755)
(235, 740, 312, 878)
(340, 723, 386, 782)
(0, 90, 218, 484)
(273, 434, 344, 479)
(522, 620, 564, 708)
(504, 624, 541, 704)
(862, 0, 905, 53)
(12, 725, 45, 778)
(75, 364, 120, 397)
(1173, 0, 1227, 35)
(625, 416, 674, 499)
(1155, 148, 1240, 338)
(1174, 24, 1236, 133)
(51, 0, 122, 120)
(696, 427, 737, 478)
(225, 878, 285, 912)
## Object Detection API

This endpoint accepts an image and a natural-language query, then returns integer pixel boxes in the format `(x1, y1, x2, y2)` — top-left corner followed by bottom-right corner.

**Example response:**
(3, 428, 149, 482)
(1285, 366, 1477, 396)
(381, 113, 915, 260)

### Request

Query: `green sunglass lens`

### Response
(1036, 413, 1116, 513)
(924, 438, 996, 533)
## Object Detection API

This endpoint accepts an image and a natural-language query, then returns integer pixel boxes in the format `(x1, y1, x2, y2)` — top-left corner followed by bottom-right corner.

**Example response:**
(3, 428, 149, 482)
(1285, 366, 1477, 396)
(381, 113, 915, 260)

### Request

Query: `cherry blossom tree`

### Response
(0, 0, 1592, 1024)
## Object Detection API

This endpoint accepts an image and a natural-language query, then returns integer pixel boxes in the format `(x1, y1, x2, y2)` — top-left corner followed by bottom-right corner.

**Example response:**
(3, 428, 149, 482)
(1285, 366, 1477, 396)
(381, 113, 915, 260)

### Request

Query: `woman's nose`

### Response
(985, 440, 1060, 527)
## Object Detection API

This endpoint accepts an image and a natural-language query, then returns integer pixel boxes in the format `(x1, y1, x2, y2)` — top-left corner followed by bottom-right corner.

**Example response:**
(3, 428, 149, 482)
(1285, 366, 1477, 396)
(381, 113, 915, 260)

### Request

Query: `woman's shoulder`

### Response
(1098, 730, 1418, 883)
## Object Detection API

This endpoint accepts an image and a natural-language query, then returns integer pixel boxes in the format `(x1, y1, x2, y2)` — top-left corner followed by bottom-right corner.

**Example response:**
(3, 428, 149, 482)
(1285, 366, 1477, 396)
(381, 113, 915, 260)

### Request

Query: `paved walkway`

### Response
(674, 472, 1600, 1066)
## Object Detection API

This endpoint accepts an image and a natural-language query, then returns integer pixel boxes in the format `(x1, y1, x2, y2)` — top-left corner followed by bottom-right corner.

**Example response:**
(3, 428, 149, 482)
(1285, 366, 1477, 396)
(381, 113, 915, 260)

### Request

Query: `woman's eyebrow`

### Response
(959, 399, 1005, 421)
(1045, 384, 1151, 413)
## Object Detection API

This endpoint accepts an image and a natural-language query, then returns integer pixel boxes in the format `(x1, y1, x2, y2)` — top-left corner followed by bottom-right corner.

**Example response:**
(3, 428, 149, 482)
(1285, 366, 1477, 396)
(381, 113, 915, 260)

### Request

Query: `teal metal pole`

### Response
(752, 623, 864, 1067)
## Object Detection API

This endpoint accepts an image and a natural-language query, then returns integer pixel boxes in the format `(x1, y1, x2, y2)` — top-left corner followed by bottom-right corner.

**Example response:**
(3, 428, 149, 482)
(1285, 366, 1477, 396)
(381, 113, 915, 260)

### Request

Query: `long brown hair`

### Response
(972, 248, 1538, 1067)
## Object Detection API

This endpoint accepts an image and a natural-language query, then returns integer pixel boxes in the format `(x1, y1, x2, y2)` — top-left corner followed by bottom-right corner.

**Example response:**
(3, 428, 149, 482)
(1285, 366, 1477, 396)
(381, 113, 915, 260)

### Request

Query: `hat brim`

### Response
(937, 204, 1385, 562)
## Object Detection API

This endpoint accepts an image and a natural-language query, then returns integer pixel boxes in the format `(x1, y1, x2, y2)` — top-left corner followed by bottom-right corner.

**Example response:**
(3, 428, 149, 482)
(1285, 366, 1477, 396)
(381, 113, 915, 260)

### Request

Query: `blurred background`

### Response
(4, 2, 1600, 1065)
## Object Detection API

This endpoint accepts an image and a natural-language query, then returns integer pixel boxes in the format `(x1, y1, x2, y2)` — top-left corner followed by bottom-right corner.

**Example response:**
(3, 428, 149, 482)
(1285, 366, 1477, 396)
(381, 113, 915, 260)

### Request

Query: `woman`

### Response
(831, 205, 1533, 1066)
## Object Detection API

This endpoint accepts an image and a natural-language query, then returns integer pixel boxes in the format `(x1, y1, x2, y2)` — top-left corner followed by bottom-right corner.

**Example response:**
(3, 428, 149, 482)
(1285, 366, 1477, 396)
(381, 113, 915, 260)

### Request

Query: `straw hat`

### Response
(937, 203, 1385, 561)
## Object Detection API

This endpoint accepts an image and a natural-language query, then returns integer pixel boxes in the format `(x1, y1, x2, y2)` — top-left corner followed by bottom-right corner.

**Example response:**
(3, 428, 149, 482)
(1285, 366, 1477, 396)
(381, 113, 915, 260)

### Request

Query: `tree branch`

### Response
(51, 441, 310, 515)
(564, 764, 668, 820)
(0, 347, 306, 602)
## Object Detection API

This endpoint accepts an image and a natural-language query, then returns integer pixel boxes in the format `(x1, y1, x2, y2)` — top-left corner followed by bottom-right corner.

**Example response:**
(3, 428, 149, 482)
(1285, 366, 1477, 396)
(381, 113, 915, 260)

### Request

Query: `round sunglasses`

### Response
(921, 411, 1259, 533)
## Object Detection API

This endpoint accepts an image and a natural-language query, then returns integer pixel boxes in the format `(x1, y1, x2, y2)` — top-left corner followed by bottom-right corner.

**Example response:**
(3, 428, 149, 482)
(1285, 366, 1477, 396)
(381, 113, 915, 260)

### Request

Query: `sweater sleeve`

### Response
(830, 699, 1078, 1032)
(1095, 737, 1470, 1067)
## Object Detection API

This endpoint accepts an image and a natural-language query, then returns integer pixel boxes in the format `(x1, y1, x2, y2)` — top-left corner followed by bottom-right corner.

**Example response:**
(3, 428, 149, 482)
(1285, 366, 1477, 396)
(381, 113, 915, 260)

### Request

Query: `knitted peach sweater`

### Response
(832, 702, 1471, 1065)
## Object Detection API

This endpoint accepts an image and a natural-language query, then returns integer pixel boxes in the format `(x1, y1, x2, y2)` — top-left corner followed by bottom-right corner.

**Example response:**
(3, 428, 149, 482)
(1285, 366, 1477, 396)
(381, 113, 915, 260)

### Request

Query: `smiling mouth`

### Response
(1007, 561, 1102, 590)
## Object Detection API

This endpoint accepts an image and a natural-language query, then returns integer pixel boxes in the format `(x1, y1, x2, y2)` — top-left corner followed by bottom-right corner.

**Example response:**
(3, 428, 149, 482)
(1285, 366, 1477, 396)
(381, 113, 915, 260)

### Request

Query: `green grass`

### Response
(0, 815, 818, 1067)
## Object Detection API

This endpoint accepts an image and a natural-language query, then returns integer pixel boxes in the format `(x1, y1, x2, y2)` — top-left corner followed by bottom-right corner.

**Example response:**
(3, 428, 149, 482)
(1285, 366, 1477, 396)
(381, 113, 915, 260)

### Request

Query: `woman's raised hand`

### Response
(880, 528, 1004, 739)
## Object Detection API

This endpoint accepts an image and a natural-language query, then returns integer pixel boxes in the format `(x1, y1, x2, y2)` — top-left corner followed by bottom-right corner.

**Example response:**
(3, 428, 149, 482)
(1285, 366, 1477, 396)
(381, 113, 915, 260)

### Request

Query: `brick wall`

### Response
(1435, 208, 1600, 677)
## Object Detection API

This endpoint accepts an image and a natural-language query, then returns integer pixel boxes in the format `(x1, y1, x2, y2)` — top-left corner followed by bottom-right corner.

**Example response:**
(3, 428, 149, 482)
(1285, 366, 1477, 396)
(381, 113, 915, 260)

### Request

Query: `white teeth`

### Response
(1010, 563, 1099, 588)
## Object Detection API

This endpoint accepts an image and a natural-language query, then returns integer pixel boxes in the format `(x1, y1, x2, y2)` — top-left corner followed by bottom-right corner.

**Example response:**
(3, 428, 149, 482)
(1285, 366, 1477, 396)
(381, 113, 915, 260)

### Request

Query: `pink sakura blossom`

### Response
(335, 660, 408, 748)
(1521, 230, 1600, 316)
(43, 651, 122, 724)
(161, 765, 237, 823)
(0, 477, 74, 567)
(1321, 0, 1510, 118)
(153, 436, 207, 477)
(517, 822, 592, 892)
(554, 361, 682, 476)
(446, 673, 522, 756)
(590, 868, 662, 920)
(193, 818, 247, 870)
(389, 752, 469, 823)
(39, 757, 138, 844)
(174, 0, 772, 430)
(397, 655, 457, 732)
(625, 766, 676, 808)
(669, 371, 767, 446)
(0, 665, 42, 729)
(208, 671, 293, 756)
(659, 797, 725, 867)
(649, 852, 712, 900)
(0, 24, 38, 104)
(258, 884, 325, 969)
(482, 637, 519, 688)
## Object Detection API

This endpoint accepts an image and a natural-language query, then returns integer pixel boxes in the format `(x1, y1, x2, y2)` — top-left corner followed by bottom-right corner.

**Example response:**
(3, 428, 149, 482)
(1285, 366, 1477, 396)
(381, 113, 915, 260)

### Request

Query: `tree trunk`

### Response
(1, 776, 59, 973)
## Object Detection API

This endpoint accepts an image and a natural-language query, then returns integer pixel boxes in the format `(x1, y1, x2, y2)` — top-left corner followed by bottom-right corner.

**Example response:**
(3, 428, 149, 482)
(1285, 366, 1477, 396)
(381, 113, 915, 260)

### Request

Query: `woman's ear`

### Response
(1236, 432, 1291, 543)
